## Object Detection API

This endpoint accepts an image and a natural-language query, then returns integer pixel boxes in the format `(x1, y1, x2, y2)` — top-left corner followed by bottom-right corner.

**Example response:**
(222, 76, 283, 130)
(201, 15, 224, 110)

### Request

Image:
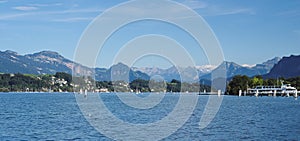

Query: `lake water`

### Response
(0, 93, 299, 140)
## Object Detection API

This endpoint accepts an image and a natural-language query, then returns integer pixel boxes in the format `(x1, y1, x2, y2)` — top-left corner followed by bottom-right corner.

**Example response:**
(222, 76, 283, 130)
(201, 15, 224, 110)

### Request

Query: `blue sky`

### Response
(0, 0, 299, 68)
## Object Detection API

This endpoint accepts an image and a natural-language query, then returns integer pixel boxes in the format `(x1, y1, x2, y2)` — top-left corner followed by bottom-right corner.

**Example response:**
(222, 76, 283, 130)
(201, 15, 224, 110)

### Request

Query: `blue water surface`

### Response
(0, 93, 299, 140)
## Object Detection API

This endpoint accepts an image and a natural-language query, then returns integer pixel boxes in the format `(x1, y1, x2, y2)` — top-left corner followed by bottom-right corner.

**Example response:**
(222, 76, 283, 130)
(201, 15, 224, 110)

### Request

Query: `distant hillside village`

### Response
(0, 72, 72, 92)
(0, 72, 210, 93)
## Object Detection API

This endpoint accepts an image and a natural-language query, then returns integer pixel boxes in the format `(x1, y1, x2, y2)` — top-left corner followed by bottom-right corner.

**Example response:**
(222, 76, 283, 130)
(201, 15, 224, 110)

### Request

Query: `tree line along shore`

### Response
(0, 72, 209, 93)
(0, 72, 299, 95)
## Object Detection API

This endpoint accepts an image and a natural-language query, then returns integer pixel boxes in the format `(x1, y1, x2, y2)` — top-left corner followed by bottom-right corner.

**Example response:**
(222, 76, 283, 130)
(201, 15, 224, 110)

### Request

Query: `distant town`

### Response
(0, 71, 299, 96)
(0, 72, 209, 93)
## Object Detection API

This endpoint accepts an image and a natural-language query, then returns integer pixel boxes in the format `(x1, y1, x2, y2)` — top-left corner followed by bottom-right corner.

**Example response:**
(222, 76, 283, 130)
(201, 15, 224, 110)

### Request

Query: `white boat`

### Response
(135, 89, 140, 94)
(247, 82, 297, 97)
(84, 89, 88, 98)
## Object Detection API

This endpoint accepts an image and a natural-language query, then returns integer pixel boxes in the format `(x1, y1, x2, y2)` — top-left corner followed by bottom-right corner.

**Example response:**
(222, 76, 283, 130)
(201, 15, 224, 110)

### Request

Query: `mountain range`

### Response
(0, 50, 148, 82)
(0, 50, 298, 81)
(264, 55, 300, 78)
(200, 57, 281, 80)
(0, 50, 91, 75)
(132, 66, 215, 82)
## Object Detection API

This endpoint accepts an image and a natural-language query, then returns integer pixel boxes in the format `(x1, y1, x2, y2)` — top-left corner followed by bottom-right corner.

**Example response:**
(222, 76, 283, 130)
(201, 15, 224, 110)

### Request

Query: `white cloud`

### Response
(0, 0, 7, 4)
(0, 8, 102, 20)
(52, 17, 94, 22)
(12, 3, 63, 11)
(199, 5, 255, 17)
(52, 8, 103, 14)
(13, 6, 38, 11)
(28, 3, 63, 7)
(0, 13, 29, 20)
(180, 0, 207, 9)
(215, 8, 255, 16)
(178, 1, 255, 16)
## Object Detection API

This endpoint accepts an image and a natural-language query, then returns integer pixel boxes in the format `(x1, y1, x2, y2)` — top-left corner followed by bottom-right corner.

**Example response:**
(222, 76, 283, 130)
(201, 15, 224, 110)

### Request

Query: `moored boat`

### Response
(247, 82, 297, 97)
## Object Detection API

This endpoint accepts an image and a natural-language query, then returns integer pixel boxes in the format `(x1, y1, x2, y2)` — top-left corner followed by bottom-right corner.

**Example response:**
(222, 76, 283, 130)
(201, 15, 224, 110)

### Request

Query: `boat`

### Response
(135, 89, 140, 94)
(84, 89, 88, 98)
(247, 82, 297, 97)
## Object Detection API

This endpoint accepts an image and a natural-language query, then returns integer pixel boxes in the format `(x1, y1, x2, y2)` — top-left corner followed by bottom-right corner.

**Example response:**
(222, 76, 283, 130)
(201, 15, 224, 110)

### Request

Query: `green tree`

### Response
(227, 75, 250, 95)
(264, 78, 277, 86)
(167, 79, 181, 92)
(55, 72, 72, 85)
(130, 79, 150, 92)
(250, 76, 263, 87)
